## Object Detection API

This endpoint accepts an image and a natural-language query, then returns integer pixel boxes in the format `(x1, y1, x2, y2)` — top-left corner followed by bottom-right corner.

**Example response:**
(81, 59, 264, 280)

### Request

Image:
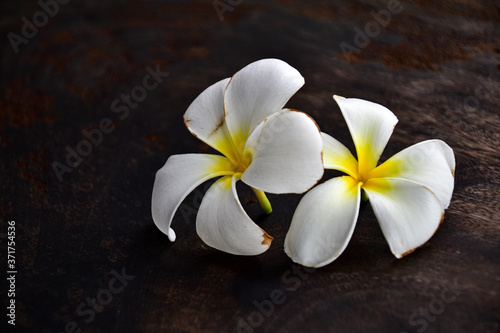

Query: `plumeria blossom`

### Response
(285, 96, 455, 267)
(152, 59, 324, 255)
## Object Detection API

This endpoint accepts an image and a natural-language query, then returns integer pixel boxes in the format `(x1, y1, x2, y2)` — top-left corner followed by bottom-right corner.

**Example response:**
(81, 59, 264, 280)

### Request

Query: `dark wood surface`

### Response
(1, 1, 499, 332)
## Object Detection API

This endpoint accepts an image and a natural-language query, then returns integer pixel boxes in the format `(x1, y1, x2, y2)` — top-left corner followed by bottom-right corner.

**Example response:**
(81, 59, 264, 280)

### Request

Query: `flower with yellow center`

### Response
(152, 59, 324, 255)
(285, 96, 455, 267)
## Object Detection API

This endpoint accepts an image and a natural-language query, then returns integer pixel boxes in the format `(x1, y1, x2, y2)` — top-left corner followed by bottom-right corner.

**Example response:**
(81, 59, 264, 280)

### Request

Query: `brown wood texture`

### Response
(1, 0, 499, 332)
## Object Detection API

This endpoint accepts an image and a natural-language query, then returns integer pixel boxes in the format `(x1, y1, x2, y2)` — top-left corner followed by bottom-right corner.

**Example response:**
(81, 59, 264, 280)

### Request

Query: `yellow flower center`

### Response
(213, 129, 250, 173)
(214, 127, 272, 214)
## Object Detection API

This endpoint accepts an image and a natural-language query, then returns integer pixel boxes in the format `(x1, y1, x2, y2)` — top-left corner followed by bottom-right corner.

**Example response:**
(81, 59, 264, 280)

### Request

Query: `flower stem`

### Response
(252, 188, 272, 214)
(361, 189, 369, 202)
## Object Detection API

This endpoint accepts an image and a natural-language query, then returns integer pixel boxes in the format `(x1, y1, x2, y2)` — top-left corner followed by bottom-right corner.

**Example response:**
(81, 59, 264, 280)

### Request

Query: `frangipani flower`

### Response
(152, 59, 324, 255)
(285, 96, 455, 267)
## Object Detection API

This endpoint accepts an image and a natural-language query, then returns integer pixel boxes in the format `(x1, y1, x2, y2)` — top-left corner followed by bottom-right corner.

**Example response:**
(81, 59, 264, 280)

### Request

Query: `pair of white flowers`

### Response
(152, 59, 455, 268)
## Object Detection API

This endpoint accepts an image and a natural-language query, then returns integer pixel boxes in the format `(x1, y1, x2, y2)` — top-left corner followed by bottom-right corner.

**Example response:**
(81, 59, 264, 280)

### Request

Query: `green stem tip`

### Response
(361, 189, 369, 202)
(252, 188, 273, 214)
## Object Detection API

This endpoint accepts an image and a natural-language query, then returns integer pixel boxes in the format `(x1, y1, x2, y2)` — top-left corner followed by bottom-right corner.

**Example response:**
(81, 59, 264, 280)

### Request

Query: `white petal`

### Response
(151, 154, 234, 241)
(224, 59, 305, 150)
(284, 176, 361, 268)
(363, 178, 445, 258)
(333, 95, 398, 176)
(183, 78, 240, 161)
(322, 132, 358, 178)
(196, 175, 273, 255)
(241, 109, 324, 194)
(369, 140, 455, 208)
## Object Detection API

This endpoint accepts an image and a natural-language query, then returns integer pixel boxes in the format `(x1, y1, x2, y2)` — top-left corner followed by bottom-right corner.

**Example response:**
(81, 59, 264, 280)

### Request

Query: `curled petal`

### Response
(285, 176, 361, 268)
(242, 109, 324, 194)
(363, 178, 445, 258)
(183, 78, 240, 162)
(224, 59, 305, 150)
(369, 140, 455, 208)
(151, 154, 234, 241)
(196, 175, 273, 255)
(322, 132, 358, 178)
(333, 95, 398, 176)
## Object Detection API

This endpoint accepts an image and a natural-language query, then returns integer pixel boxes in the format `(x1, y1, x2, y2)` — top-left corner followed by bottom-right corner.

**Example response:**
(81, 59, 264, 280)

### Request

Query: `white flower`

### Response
(285, 96, 455, 267)
(152, 59, 324, 255)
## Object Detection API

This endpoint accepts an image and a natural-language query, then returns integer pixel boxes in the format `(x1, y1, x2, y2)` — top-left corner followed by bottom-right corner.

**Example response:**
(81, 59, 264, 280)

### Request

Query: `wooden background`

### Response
(1, 0, 499, 332)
